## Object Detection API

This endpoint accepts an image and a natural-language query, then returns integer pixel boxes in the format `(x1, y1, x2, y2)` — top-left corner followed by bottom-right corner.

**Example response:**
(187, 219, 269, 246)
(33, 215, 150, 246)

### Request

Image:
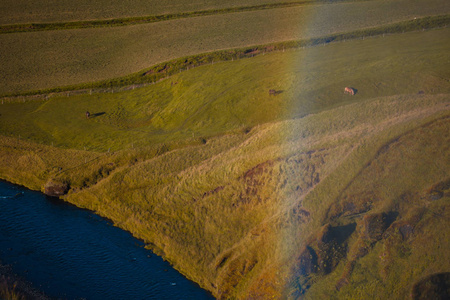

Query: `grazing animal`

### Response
(269, 89, 276, 95)
(86, 111, 90, 119)
(344, 87, 355, 95)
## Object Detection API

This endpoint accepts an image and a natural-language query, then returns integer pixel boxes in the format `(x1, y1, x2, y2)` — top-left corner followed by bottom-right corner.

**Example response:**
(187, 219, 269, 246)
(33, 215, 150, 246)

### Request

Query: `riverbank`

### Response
(0, 27, 449, 298)
(0, 261, 51, 300)
(0, 180, 214, 299)
(1, 92, 449, 298)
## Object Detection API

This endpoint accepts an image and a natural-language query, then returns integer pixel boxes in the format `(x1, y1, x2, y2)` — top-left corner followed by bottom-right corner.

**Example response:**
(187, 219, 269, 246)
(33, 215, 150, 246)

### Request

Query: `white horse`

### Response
(344, 87, 355, 95)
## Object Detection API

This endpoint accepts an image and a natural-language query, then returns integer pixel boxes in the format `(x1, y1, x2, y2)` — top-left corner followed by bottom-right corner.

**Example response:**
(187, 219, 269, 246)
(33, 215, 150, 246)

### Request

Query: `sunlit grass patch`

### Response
(1, 28, 448, 153)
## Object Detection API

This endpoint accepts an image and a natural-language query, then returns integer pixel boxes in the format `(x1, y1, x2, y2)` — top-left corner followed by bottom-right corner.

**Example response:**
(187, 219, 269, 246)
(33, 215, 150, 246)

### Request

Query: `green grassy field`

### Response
(0, 21, 449, 299)
(0, 0, 448, 95)
(1, 28, 448, 151)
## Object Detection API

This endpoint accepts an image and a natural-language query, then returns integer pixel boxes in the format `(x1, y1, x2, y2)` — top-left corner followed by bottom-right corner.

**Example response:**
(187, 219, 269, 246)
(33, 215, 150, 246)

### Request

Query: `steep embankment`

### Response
(71, 95, 450, 299)
(1, 94, 448, 298)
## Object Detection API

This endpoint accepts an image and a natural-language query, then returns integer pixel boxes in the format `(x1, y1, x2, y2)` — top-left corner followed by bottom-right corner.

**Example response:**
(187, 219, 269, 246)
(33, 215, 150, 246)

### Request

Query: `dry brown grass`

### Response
(1, 0, 448, 94)
(0, 0, 306, 25)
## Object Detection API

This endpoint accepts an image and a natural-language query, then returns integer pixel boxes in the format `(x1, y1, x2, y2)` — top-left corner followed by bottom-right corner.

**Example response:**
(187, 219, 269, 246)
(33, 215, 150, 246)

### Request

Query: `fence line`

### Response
(1, 25, 448, 103)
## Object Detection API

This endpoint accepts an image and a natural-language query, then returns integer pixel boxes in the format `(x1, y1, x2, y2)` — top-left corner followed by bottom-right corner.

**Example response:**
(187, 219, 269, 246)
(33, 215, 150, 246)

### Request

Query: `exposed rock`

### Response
(318, 223, 356, 245)
(383, 217, 417, 243)
(44, 179, 69, 197)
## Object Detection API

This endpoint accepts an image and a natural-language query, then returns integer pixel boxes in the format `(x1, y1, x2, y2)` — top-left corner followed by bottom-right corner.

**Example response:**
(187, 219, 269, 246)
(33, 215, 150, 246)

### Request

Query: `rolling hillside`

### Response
(0, 0, 449, 298)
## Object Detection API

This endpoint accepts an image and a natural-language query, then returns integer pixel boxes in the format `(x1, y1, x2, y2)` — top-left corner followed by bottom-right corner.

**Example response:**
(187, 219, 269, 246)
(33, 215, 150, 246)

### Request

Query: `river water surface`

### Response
(0, 180, 214, 299)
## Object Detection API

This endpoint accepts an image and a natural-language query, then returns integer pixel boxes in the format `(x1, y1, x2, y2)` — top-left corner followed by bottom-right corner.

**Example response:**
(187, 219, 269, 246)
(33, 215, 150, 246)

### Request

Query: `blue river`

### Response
(0, 180, 214, 299)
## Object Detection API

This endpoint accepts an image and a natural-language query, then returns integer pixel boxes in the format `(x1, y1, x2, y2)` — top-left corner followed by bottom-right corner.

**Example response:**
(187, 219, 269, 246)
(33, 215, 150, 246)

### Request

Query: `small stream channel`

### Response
(0, 180, 214, 299)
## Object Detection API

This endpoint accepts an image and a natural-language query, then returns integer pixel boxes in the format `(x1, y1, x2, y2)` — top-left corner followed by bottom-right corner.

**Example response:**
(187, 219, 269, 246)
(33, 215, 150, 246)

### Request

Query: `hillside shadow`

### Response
(326, 223, 357, 244)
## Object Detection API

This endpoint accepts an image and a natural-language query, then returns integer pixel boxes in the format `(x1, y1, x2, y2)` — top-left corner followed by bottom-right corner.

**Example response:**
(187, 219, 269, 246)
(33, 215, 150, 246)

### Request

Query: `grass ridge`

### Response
(1, 14, 448, 99)
(0, 0, 355, 34)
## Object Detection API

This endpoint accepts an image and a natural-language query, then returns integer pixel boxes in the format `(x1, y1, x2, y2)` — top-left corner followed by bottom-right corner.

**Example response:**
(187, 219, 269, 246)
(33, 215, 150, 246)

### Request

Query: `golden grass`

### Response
(1, 93, 447, 298)
(0, 23, 449, 299)
(301, 115, 450, 299)
(65, 95, 450, 298)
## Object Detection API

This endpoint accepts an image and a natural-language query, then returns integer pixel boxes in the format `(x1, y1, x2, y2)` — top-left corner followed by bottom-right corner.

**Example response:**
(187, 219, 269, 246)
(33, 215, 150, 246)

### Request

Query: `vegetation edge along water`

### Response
(1, 9, 448, 298)
(1, 14, 448, 99)
(1, 27, 449, 298)
(2, 95, 447, 298)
